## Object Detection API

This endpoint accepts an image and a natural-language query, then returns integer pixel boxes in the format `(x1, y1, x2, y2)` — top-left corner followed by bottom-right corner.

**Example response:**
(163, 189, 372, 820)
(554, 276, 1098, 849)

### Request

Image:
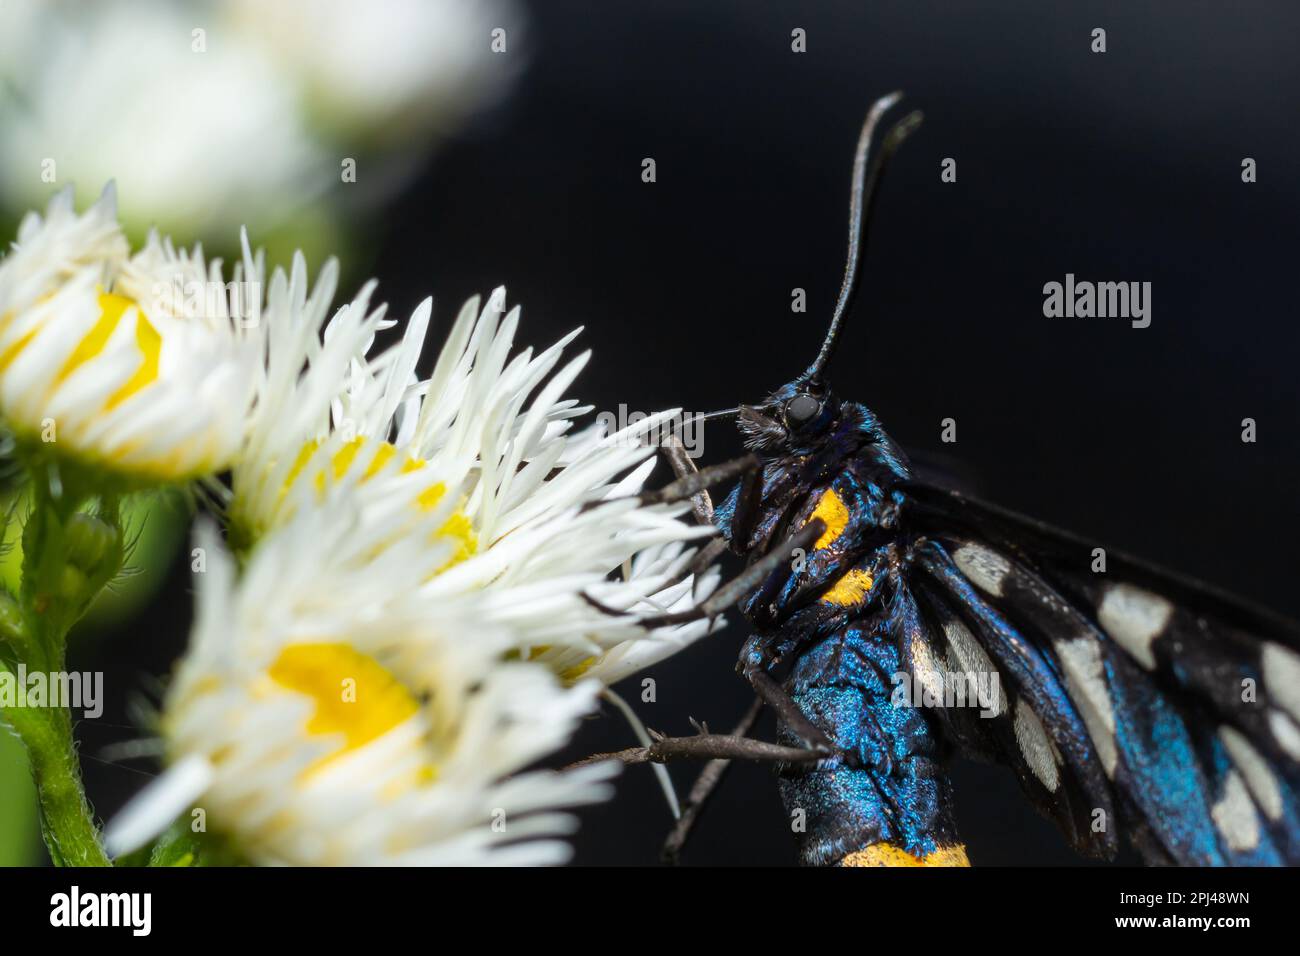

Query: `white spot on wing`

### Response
(1262, 643, 1300, 725)
(908, 633, 946, 705)
(1269, 710, 1300, 761)
(1211, 770, 1261, 852)
(1219, 726, 1283, 821)
(1097, 584, 1171, 670)
(1013, 698, 1060, 792)
(953, 543, 1011, 597)
(942, 616, 1006, 717)
(1056, 635, 1118, 777)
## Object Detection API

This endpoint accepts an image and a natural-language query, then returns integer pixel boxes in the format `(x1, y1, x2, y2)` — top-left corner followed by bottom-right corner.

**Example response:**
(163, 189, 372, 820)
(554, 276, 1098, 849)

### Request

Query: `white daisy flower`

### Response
(0, 185, 260, 482)
(226, 284, 723, 686)
(105, 513, 615, 866)
(523, 544, 719, 687)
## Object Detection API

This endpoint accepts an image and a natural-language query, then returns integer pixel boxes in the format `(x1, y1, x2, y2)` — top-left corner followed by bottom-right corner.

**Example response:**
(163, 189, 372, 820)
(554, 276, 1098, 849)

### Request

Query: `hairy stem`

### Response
(1, 678, 108, 866)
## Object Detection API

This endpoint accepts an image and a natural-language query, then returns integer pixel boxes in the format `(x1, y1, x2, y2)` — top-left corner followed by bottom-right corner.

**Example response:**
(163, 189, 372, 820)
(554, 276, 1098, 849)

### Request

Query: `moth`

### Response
(589, 92, 1300, 867)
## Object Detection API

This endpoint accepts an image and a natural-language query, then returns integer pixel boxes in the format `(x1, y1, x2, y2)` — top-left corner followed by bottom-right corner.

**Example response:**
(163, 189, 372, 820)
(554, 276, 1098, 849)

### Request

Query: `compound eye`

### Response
(785, 393, 821, 427)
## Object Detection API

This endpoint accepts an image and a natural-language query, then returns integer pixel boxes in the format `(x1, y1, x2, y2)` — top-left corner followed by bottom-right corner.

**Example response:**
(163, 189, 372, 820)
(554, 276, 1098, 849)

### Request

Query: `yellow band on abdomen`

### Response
(839, 843, 971, 867)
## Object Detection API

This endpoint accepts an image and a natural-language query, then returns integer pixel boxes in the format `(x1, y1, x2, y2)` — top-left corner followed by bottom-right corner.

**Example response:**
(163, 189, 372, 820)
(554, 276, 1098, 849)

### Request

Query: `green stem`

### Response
(0, 678, 108, 866)
(0, 465, 124, 867)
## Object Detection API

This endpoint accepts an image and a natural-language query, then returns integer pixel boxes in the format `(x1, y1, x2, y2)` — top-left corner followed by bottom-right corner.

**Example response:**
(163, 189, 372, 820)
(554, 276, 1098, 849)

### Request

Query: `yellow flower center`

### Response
(280, 436, 477, 570)
(267, 642, 435, 784)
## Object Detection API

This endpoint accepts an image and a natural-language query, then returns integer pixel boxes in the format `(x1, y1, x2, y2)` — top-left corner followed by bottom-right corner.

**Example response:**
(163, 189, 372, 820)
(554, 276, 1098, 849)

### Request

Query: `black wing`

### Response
(899, 482, 1300, 865)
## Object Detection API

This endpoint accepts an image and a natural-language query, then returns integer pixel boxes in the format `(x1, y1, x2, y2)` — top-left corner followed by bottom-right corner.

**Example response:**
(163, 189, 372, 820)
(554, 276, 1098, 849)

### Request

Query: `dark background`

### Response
(79, 0, 1300, 865)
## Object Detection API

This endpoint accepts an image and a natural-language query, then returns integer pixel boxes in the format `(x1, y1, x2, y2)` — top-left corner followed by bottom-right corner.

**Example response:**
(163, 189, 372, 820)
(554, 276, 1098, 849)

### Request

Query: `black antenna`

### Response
(804, 92, 924, 385)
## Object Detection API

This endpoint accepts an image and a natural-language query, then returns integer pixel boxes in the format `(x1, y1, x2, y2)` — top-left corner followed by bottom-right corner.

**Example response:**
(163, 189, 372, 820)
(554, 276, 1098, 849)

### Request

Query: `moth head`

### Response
(738, 378, 839, 453)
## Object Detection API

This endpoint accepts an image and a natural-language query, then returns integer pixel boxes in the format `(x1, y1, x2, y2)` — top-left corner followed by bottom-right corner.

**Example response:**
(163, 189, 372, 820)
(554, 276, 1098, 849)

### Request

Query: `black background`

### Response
(78, 0, 1300, 866)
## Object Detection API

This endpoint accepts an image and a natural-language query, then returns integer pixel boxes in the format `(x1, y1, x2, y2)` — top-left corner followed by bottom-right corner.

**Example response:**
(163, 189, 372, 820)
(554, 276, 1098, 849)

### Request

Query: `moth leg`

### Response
(656, 434, 728, 595)
(686, 537, 729, 577)
(635, 452, 757, 509)
(661, 440, 759, 553)
(660, 696, 764, 865)
(566, 728, 829, 770)
(742, 664, 836, 755)
(658, 433, 715, 526)
(727, 462, 763, 555)
(656, 436, 761, 583)
(736, 632, 868, 768)
(581, 518, 826, 627)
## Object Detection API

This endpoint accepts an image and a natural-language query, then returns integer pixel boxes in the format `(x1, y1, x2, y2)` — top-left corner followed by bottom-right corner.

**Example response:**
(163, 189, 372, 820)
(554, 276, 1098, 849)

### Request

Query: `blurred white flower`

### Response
(0, 1, 325, 241)
(229, 0, 520, 144)
(0, 185, 259, 481)
(105, 515, 614, 866)
(0, 0, 520, 242)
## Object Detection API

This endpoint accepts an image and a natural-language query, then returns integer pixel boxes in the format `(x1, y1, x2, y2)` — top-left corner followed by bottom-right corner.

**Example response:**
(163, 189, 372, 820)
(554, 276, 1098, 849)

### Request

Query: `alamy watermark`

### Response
(50, 886, 151, 936)
(1043, 273, 1151, 328)
(0, 665, 103, 719)
(596, 404, 705, 458)
(891, 668, 1001, 718)
(149, 275, 261, 328)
